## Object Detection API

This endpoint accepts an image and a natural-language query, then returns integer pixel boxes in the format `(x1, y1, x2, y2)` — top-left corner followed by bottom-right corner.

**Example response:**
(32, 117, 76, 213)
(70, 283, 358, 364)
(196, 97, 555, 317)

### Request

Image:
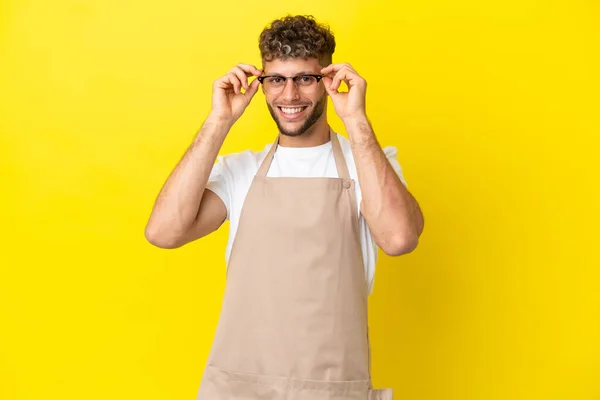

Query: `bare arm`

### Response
(145, 63, 262, 248)
(144, 117, 231, 248)
(345, 116, 424, 255)
(322, 62, 424, 256)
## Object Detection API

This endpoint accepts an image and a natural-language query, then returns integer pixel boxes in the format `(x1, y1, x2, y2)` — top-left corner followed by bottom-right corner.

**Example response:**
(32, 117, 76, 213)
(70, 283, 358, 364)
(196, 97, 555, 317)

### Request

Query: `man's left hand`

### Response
(321, 63, 367, 121)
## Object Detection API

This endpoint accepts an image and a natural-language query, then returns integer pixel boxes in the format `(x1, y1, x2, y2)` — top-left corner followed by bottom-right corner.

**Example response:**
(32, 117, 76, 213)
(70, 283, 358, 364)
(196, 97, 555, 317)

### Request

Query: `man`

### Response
(145, 14, 424, 400)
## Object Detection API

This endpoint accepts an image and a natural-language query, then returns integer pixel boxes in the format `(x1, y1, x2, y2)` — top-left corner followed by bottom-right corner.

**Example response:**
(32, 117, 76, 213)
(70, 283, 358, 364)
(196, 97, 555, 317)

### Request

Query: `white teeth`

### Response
(280, 107, 305, 115)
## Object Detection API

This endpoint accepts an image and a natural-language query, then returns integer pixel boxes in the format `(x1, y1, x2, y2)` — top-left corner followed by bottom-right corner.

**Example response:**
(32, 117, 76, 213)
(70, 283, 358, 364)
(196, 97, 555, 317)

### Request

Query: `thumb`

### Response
(322, 77, 338, 97)
(244, 77, 261, 101)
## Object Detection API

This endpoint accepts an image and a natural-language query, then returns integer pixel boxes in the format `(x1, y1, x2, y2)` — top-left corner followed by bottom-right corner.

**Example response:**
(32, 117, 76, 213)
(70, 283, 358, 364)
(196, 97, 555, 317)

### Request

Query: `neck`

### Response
(278, 117, 331, 148)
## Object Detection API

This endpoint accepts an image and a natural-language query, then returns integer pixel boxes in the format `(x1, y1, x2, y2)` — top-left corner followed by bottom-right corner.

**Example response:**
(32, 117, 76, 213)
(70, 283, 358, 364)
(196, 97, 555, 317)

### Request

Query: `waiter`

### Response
(145, 14, 424, 400)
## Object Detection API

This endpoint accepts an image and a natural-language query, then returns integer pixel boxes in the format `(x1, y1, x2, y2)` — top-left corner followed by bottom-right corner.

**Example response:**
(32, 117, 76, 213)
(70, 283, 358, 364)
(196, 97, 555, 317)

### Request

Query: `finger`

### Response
(322, 76, 339, 96)
(214, 74, 233, 90)
(321, 63, 353, 77)
(231, 66, 249, 90)
(331, 68, 352, 91)
(244, 77, 261, 101)
(237, 63, 263, 77)
(320, 63, 339, 76)
(227, 73, 241, 94)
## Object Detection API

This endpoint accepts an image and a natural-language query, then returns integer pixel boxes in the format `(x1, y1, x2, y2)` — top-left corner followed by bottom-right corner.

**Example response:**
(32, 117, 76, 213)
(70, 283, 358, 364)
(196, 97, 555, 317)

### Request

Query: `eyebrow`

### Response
(265, 71, 319, 76)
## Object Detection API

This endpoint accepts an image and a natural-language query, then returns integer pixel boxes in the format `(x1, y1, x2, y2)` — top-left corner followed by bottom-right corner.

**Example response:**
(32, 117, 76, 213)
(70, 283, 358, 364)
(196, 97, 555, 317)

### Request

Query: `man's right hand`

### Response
(210, 63, 263, 124)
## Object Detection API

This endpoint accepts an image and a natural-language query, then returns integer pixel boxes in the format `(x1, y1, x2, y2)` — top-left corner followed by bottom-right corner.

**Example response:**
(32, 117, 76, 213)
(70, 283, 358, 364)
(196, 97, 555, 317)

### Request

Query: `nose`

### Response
(280, 78, 300, 102)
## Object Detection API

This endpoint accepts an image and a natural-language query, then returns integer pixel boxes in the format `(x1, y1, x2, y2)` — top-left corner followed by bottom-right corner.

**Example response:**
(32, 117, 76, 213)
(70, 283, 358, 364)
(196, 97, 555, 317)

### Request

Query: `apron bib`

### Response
(196, 129, 393, 400)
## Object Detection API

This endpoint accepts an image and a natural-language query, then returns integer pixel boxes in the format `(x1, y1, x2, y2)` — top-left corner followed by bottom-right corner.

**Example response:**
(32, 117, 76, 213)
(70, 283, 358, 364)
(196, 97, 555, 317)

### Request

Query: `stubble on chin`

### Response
(267, 95, 327, 137)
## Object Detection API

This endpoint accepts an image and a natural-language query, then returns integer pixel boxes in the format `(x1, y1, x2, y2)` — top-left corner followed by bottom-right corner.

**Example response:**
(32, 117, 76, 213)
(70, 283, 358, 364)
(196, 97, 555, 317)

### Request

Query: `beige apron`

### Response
(197, 129, 393, 400)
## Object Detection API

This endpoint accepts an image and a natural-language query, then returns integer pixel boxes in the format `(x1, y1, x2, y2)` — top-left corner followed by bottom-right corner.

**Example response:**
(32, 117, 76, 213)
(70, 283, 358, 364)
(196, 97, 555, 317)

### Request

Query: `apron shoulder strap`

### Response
(330, 130, 351, 180)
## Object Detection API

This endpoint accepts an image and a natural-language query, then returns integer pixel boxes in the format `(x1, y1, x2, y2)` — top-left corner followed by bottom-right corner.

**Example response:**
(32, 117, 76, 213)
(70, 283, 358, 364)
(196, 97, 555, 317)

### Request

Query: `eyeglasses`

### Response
(257, 74, 323, 95)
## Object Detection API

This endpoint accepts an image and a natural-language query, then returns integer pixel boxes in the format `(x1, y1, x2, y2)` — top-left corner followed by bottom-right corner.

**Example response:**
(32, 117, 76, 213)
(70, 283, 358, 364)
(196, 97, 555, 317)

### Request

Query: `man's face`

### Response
(262, 57, 327, 137)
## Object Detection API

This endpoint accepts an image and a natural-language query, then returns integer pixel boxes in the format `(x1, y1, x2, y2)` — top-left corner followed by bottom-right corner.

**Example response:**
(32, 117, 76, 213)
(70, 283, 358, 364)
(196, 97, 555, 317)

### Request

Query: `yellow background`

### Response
(1, 0, 599, 399)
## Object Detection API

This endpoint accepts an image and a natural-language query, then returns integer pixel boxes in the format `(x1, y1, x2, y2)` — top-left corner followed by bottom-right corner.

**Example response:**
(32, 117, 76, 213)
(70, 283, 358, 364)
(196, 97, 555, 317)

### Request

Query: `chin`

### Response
(278, 121, 311, 137)
(267, 94, 327, 137)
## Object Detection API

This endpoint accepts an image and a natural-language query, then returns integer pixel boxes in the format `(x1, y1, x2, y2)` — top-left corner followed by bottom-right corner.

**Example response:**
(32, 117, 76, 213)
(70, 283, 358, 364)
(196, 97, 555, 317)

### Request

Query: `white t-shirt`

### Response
(206, 133, 407, 295)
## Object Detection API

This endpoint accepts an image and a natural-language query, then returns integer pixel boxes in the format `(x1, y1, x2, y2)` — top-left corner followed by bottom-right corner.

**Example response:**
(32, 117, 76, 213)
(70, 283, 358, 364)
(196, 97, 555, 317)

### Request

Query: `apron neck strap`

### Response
(257, 128, 351, 180)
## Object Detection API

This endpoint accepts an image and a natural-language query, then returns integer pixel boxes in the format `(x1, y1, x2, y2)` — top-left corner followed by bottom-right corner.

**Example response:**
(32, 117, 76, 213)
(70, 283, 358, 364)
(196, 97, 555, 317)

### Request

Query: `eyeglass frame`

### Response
(257, 74, 324, 93)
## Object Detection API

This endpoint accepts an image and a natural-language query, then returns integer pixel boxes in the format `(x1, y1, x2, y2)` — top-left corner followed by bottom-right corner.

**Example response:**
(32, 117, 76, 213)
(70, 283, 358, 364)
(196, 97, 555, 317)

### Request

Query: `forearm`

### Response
(344, 115, 423, 255)
(145, 114, 231, 242)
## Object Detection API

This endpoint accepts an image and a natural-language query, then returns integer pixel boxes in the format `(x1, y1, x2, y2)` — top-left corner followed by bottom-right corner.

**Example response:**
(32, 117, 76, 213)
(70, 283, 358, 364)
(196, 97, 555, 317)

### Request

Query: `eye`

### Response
(268, 77, 284, 84)
(300, 75, 314, 83)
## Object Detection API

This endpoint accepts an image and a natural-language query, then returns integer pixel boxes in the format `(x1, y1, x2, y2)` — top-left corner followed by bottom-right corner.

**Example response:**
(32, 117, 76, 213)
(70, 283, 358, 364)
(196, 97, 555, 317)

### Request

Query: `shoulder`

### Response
(214, 144, 271, 174)
(382, 144, 401, 161)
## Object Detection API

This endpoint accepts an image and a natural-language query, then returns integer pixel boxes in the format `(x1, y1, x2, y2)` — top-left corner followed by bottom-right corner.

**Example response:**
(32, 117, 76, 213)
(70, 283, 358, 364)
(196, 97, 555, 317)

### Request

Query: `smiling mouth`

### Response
(278, 106, 308, 116)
